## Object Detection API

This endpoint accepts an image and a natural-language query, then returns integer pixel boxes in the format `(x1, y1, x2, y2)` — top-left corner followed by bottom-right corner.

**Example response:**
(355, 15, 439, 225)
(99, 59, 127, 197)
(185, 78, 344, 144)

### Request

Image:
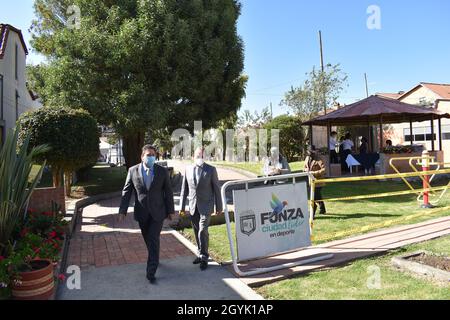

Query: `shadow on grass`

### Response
(315, 212, 403, 220)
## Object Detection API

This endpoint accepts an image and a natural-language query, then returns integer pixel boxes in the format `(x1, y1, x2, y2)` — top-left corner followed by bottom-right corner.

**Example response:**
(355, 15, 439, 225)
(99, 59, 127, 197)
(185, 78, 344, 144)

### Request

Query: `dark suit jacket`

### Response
(119, 163, 174, 223)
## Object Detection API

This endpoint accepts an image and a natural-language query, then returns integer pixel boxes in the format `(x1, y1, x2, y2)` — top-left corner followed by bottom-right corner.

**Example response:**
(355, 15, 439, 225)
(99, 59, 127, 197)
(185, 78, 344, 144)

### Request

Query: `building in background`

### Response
(379, 82, 450, 162)
(0, 23, 41, 144)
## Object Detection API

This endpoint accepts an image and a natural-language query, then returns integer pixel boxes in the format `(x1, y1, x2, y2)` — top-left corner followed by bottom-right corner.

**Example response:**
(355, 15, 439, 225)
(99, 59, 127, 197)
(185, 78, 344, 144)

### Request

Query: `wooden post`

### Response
(309, 124, 313, 146)
(379, 118, 383, 151)
(410, 120, 414, 145)
(438, 117, 443, 151)
(327, 122, 331, 176)
(430, 116, 435, 151)
(367, 121, 372, 152)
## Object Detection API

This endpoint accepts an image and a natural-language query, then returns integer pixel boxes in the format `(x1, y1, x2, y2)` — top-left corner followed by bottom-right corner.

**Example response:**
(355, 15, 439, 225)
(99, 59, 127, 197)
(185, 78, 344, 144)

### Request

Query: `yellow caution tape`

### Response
(316, 168, 450, 184)
(310, 206, 450, 243)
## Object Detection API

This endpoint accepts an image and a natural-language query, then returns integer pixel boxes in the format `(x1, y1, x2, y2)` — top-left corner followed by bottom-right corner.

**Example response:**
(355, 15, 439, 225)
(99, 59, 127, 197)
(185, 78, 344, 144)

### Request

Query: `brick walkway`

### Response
(67, 197, 193, 269)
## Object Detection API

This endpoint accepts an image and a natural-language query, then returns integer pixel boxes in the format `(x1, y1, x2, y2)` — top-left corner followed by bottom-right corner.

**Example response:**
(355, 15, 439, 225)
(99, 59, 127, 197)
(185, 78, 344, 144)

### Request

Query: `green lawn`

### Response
(180, 179, 450, 263)
(212, 161, 304, 175)
(256, 235, 450, 300)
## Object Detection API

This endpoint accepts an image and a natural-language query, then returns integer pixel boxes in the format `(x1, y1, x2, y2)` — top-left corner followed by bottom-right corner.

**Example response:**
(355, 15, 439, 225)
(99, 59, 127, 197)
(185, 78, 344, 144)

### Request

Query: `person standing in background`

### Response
(304, 145, 326, 217)
(329, 131, 339, 164)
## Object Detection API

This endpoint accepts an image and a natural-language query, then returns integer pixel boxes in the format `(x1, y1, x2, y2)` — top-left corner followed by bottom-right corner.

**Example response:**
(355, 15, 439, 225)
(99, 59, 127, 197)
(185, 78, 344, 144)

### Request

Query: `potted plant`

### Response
(0, 128, 49, 299)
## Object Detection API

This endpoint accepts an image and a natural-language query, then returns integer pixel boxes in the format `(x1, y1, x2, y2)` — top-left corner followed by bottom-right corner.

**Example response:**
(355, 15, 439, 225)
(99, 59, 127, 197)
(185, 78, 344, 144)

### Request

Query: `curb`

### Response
(168, 229, 264, 301)
(54, 191, 122, 299)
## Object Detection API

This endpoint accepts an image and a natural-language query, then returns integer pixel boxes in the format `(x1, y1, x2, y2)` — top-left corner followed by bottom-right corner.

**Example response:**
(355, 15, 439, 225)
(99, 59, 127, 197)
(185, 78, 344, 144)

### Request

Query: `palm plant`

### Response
(0, 128, 50, 256)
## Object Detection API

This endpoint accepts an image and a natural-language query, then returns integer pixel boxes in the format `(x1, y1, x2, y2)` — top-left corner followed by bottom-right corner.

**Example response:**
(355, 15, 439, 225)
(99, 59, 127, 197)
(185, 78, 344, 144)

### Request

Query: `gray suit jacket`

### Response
(119, 163, 174, 223)
(180, 163, 223, 216)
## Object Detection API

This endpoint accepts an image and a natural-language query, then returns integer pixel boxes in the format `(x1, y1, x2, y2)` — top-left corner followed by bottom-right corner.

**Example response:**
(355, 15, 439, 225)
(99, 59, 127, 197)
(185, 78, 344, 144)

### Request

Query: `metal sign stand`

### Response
(221, 172, 334, 277)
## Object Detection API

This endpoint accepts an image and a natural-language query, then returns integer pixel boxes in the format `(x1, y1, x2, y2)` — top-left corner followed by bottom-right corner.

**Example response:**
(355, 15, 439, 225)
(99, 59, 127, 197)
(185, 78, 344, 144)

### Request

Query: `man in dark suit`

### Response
(180, 147, 223, 270)
(118, 145, 175, 284)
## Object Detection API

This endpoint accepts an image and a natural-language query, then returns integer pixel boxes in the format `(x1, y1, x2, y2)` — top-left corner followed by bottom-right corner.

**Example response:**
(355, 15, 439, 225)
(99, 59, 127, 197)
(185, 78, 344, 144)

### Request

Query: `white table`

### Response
(346, 154, 361, 173)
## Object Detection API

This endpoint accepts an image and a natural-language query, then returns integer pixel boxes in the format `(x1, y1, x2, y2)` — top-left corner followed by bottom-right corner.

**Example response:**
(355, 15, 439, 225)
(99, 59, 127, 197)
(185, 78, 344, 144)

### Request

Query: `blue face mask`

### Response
(144, 156, 156, 168)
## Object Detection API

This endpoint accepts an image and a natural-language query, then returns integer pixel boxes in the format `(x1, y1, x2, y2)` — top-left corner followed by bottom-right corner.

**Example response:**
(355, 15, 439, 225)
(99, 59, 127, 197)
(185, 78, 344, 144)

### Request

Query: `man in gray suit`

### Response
(180, 147, 223, 270)
(118, 145, 175, 284)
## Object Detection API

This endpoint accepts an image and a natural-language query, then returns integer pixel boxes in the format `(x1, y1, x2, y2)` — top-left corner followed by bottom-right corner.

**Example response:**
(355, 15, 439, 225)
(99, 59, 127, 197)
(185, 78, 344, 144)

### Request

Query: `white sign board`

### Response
(233, 181, 311, 261)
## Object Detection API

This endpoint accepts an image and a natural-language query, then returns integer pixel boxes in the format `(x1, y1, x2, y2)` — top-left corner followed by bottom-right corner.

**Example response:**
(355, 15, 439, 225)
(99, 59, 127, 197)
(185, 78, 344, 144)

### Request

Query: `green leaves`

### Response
(0, 128, 49, 255)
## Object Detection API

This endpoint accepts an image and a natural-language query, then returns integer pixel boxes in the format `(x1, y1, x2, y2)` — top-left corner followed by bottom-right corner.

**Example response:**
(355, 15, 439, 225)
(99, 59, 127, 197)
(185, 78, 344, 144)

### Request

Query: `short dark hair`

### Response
(331, 131, 337, 136)
(142, 145, 157, 155)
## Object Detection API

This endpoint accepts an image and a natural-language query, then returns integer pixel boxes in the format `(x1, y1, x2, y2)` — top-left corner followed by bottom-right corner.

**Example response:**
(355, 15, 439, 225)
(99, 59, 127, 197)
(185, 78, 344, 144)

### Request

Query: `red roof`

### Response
(303, 95, 450, 126)
(0, 24, 29, 59)
(398, 82, 450, 100)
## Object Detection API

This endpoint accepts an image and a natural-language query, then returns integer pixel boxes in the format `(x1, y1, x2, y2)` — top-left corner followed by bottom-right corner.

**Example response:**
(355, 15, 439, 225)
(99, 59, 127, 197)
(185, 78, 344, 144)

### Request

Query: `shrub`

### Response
(18, 107, 100, 194)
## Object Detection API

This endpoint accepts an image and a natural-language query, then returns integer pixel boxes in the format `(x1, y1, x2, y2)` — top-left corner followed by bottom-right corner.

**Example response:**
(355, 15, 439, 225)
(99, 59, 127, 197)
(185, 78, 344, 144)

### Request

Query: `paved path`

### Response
(58, 161, 261, 300)
(232, 216, 450, 287)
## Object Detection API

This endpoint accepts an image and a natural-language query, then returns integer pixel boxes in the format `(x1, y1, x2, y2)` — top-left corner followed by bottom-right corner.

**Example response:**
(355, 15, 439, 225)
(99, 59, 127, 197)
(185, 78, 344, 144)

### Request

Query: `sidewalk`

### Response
(58, 161, 261, 300)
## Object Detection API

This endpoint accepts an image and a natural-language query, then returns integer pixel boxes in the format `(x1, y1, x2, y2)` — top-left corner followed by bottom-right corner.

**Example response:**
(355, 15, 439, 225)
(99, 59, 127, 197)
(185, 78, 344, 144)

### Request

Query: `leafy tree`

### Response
(281, 64, 348, 121)
(17, 107, 100, 195)
(237, 107, 272, 129)
(29, 0, 246, 167)
(264, 115, 305, 162)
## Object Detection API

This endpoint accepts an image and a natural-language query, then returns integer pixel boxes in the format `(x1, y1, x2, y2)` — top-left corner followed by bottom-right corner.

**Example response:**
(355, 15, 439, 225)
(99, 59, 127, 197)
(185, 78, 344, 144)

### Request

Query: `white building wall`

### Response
(0, 30, 39, 142)
(388, 86, 450, 163)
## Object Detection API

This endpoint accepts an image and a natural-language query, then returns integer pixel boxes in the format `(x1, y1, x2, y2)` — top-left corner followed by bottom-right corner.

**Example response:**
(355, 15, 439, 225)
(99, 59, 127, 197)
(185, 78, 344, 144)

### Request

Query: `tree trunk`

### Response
(64, 171, 72, 197)
(52, 166, 63, 187)
(122, 131, 145, 169)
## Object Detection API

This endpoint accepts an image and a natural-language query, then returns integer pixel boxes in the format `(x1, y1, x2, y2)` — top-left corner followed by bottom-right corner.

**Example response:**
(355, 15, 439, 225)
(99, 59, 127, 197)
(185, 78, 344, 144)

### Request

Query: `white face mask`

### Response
(195, 158, 204, 167)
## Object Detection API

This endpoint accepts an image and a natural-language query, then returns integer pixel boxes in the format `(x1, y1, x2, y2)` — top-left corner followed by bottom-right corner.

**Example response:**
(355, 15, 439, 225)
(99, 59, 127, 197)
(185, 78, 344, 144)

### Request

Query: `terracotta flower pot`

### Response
(12, 259, 54, 300)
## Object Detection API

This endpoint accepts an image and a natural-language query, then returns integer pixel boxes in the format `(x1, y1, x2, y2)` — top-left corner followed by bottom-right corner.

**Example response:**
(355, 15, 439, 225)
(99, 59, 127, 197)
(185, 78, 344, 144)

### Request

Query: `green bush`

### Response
(264, 115, 306, 162)
(18, 107, 100, 192)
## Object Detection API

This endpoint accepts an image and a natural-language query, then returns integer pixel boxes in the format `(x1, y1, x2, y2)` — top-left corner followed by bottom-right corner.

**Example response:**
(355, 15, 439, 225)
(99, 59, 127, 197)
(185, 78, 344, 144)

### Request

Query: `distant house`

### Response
(0, 23, 41, 144)
(378, 82, 450, 162)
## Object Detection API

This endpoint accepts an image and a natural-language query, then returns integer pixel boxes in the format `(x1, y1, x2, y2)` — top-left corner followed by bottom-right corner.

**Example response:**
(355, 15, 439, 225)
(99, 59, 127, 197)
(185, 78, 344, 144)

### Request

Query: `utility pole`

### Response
(270, 102, 273, 120)
(319, 30, 326, 115)
(364, 73, 369, 98)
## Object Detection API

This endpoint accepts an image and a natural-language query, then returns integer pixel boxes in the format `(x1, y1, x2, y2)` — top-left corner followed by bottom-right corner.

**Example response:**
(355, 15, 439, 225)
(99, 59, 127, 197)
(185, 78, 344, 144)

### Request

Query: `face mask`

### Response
(195, 158, 204, 167)
(144, 156, 156, 168)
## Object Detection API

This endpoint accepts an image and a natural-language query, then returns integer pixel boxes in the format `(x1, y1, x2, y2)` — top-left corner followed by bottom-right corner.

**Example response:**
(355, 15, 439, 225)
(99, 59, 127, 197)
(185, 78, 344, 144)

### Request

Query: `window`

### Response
(403, 126, 439, 142)
(15, 90, 19, 121)
(15, 43, 18, 80)
(0, 74, 3, 120)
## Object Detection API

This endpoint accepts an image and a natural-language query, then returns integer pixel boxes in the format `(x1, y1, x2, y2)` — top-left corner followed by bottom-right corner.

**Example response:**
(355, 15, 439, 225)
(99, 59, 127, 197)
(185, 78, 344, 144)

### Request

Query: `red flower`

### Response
(0, 256, 5, 262)
(58, 274, 66, 281)
(33, 247, 41, 254)
(49, 231, 57, 239)
(42, 211, 53, 217)
(20, 228, 29, 237)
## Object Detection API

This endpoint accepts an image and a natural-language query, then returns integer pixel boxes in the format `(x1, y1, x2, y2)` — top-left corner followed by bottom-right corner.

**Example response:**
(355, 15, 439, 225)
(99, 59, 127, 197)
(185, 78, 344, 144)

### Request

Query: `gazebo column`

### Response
(327, 122, 331, 176)
(379, 117, 383, 151)
(438, 117, 443, 151)
(430, 116, 435, 151)
(410, 120, 414, 145)
(367, 121, 372, 152)
(309, 124, 313, 146)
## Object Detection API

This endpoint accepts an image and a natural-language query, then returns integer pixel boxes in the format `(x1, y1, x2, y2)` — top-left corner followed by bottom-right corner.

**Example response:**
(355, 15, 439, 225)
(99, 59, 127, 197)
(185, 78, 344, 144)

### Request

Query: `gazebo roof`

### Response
(303, 95, 450, 126)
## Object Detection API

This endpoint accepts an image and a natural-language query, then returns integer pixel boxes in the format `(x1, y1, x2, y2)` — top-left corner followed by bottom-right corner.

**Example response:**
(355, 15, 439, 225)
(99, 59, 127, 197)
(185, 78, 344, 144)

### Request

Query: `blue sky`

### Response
(2, 0, 450, 116)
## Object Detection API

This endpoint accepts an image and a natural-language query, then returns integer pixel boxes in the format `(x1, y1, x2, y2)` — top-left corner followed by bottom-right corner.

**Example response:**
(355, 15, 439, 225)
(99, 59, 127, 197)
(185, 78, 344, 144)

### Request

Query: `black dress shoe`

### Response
(193, 257, 202, 265)
(200, 261, 208, 271)
(147, 274, 157, 284)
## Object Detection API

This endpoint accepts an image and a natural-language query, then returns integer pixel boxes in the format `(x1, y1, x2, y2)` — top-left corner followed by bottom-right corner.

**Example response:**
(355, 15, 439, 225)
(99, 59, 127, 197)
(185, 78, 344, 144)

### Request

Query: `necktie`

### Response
(195, 166, 202, 186)
(146, 168, 152, 190)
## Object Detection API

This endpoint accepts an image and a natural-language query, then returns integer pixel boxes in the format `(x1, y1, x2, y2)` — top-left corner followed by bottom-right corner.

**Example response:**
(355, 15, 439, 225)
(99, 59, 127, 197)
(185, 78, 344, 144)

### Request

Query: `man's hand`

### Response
(168, 212, 177, 221)
(214, 211, 224, 216)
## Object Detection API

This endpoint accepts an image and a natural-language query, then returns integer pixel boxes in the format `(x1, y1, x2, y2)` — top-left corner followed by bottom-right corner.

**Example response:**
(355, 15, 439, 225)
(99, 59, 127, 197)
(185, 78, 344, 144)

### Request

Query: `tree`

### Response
(237, 107, 272, 129)
(29, 0, 246, 167)
(264, 115, 306, 162)
(281, 64, 348, 121)
(17, 107, 100, 195)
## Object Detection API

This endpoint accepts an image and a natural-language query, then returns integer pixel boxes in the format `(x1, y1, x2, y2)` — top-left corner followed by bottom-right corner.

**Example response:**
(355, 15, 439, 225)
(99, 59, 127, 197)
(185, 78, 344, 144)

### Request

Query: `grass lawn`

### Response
(71, 164, 127, 198)
(212, 161, 304, 175)
(180, 179, 450, 263)
(256, 235, 450, 300)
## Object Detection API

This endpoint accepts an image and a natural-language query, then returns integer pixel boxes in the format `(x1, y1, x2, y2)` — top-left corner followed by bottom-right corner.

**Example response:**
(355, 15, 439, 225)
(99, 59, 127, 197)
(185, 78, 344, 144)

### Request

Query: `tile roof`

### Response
(0, 23, 29, 59)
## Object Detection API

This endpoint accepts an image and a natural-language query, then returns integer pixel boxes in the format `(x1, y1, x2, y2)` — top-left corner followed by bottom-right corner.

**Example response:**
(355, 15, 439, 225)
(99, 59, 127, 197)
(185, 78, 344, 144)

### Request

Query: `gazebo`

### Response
(302, 95, 450, 175)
